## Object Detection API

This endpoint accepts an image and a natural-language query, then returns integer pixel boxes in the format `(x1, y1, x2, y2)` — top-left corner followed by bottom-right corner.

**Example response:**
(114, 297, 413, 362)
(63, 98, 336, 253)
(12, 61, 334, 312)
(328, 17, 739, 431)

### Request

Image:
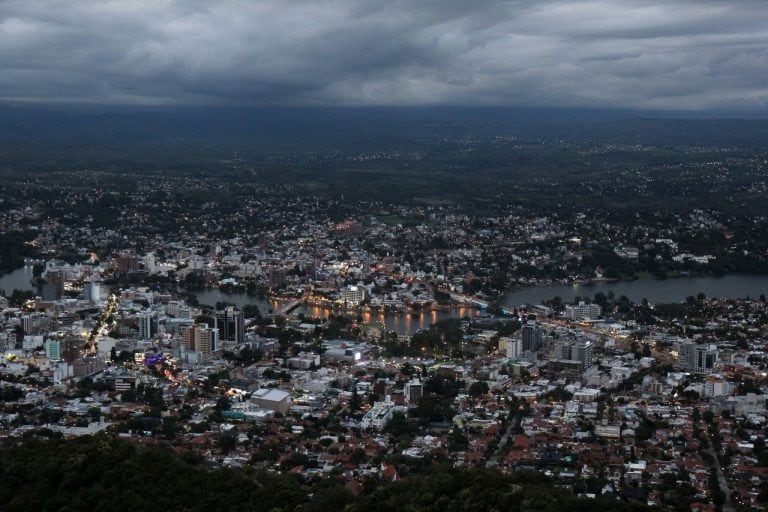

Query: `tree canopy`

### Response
(0, 435, 655, 512)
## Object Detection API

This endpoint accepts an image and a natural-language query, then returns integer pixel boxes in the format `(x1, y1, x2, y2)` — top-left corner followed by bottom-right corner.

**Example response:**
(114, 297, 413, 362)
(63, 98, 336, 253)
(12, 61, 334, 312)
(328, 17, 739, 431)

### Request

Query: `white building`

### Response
(22, 335, 44, 351)
(84, 279, 102, 302)
(704, 374, 733, 397)
(565, 301, 601, 320)
(678, 340, 717, 374)
(144, 252, 157, 273)
(499, 337, 522, 359)
(166, 301, 191, 318)
(339, 285, 365, 306)
(181, 323, 219, 361)
(361, 399, 396, 430)
(47, 361, 73, 384)
(252, 388, 292, 414)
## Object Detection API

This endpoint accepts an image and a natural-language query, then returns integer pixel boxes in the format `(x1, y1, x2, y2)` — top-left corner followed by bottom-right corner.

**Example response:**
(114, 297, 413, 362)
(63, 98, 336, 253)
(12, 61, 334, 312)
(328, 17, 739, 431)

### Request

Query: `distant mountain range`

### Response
(0, 105, 766, 153)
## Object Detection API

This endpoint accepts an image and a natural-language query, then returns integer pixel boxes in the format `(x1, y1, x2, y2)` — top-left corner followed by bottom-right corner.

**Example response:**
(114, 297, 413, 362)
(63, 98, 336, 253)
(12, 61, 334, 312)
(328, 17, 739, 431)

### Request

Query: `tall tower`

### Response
(554, 338, 575, 360)
(215, 307, 244, 343)
(139, 312, 153, 340)
(574, 339, 594, 370)
(45, 339, 62, 360)
(84, 278, 102, 302)
(46, 271, 65, 299)
(521, 321, 543, 352)
(144, 252, 157, 273)
(694, 344, 717, 375)
(21, 315, 34, 334)
(182, 323, 219, 359)
(678, 340, 697, 371)
(362, 251, 370, 276)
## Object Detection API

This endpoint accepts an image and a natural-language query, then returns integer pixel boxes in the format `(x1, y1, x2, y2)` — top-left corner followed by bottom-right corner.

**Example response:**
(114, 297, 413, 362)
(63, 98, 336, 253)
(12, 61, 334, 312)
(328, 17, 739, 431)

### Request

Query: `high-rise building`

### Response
(139, 312, 154, 340)
(521, 321, 543, 352)
(181, 323, 219, 360)
(114, 254, 140, 274)
(554, 338, 575, 360)
(573, 339, 594, 370)
(268, 268, 286, 288)
(362, 251, 371, 276)
(144, 252, 157, 273)
(704, 374, 732, 397)
(552, 337, 592, 371)
(500, 337, 522, 359)
(21, 315, 34, 334)
(677, 340, 717, 374)
(695, 344, 718, 375)
(73, 356, 105, 377)
(188, 255, 205, 271)
(45, 270, 65, 299)
(45, 339, 61, 360)
(215, 307, 244, 343)
(84, 279, 102, 302)
(678, 340, 697, 370)
(404, 379, 423, 404)
(166, 301, 191, 318)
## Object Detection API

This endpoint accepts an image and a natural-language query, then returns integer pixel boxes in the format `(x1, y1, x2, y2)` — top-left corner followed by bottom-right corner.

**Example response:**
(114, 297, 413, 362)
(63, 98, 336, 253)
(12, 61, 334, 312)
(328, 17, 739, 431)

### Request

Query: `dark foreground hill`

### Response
(0, 434, 654, 512)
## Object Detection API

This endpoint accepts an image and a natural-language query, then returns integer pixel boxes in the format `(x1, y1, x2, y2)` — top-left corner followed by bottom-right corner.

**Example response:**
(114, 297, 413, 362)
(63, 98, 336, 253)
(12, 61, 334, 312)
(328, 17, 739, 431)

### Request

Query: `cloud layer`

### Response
(0, 0, 766, 110)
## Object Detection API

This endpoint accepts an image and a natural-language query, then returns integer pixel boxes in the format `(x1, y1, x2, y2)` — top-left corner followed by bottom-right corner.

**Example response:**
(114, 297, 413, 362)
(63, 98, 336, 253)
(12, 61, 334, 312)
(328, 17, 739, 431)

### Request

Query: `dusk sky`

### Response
(1, 0, 766, 111)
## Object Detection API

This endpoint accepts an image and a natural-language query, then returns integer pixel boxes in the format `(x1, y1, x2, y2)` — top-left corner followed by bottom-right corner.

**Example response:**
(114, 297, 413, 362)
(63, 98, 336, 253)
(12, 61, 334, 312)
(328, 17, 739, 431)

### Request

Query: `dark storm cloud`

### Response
(0, 0, 765, 110)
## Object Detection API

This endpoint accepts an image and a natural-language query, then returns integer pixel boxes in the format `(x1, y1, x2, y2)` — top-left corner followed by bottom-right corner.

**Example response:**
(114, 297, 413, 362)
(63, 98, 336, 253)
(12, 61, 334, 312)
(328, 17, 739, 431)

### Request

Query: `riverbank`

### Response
(5, 264, 768, 332)
(502, 269, 735, 293)
(0, 266, 36, 296)
(503, 274, 768, 307)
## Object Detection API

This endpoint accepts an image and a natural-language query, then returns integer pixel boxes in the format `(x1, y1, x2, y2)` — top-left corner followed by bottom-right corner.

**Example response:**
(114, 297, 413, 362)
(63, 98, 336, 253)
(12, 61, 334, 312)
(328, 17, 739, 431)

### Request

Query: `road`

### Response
(85, 293, 119, 353)
(705, 440, 734, 512)
(487, 414, 521, 467)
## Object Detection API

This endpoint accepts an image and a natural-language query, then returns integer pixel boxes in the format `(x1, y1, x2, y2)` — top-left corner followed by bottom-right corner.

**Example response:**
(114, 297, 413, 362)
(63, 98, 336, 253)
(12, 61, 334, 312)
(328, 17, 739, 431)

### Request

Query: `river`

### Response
(6, 266, 768, 333)
(194, 288, 481, 334)
(0, 266, 36, 295)
(194, 288, 278, 312)
(291, 305, 482, 335)
(503, 274, 768, 307)
(199, 275, 768, 334)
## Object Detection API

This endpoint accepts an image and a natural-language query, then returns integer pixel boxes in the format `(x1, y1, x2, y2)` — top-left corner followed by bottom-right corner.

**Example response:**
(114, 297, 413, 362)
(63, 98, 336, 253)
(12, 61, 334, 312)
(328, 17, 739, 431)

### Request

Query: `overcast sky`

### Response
(0, 0, 765, 111)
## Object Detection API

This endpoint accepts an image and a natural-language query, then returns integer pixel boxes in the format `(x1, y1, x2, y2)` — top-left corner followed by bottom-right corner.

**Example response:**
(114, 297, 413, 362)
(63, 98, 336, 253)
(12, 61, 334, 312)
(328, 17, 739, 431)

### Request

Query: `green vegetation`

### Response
(0, 231, 39, 276)
(0, 435, 306, 512)
(0, 435, 655, 512)
(347, 465, 650, 512)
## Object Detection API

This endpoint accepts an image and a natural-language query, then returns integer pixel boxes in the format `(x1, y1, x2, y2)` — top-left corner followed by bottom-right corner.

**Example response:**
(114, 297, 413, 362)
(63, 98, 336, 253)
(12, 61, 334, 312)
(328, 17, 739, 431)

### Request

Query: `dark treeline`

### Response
(0, 435, 654, 512)
(1, 105, 767, 150)
(0, 230, 38, 275)
(0, 435, 307, 512)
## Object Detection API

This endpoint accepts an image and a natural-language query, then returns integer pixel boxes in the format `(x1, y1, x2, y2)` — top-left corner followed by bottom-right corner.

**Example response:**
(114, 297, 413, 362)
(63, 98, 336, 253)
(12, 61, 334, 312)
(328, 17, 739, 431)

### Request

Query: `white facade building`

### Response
(565, 301, 601, 320)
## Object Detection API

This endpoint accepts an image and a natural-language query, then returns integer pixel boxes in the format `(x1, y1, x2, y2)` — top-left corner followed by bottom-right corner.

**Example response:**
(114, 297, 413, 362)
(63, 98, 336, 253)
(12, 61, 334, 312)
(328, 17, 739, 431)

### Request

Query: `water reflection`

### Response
(10, 262, 768, 335)
(192, 291, 478, 334)
(292, 305, 480, 334)
(194, 289, 277, 312)
(0, 266, 36, 296)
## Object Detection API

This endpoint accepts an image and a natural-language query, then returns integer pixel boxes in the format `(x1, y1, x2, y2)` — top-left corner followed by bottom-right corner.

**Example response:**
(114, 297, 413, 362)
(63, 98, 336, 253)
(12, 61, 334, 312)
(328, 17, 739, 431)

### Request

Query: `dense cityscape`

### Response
(2, 1, 768, 510)
(1, 138, 768, 511)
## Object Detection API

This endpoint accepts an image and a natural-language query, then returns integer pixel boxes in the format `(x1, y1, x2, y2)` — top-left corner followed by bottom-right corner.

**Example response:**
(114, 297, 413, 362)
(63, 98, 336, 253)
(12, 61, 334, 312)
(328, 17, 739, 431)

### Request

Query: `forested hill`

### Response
(0, 435, 653, 512)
